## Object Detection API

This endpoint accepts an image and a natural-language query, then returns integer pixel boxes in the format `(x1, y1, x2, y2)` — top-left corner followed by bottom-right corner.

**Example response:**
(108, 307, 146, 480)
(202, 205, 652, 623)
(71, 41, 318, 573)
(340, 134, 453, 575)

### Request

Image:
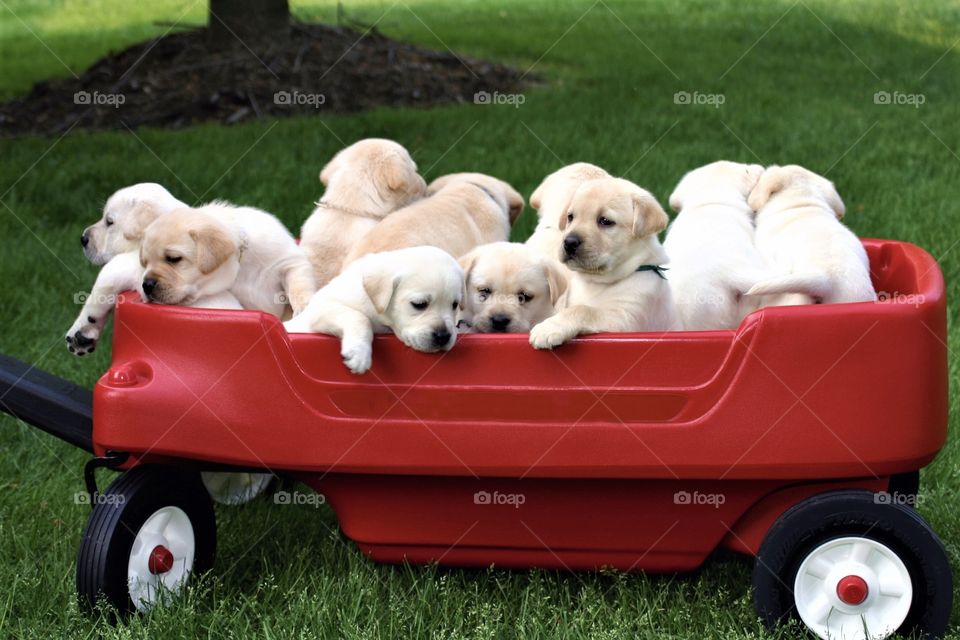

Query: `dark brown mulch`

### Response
(0, 22, 529, 137)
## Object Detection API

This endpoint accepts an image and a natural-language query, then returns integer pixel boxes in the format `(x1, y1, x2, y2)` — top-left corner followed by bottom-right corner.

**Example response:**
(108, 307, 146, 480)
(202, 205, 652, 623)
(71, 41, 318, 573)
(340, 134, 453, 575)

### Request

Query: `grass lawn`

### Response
(1, 0, 959, 637)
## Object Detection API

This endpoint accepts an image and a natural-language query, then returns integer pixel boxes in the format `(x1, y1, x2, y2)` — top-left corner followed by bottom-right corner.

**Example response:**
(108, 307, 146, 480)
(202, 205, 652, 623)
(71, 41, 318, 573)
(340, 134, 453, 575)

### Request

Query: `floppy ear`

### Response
(190, 224, 236, 274)
(822, 179, 846, 219)
(747, 166, 787, 211)
(667, 184, 684, 213)
(529, 181, 545, 211)
(362, 266, 399, 315)
(123, 201, 162, 242)
(557, 195, 574, 231)
(380, 156, 422, 194)
(542, 259, 568, 306)
(319, 152, 341, 186)
(631, 195, 669, 237)
(457, 250, 479, 287)
(503, 185, 525, 224)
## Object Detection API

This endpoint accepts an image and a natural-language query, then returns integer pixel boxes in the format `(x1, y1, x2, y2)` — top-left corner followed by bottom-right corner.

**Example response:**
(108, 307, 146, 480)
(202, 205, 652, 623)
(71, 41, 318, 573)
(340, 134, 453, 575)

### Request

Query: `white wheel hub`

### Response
(127, 506, 196, 612)
(794, 536, 913, 640)
(202, 472, 273, 505)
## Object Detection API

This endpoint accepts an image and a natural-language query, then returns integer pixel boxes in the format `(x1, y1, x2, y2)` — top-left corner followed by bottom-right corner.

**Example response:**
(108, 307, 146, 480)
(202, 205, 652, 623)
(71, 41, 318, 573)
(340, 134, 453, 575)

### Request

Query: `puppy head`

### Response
(82, 183, 186, 264)
(530, 162, 610, 221)
(557, 178, 668, 274)
(139, 208, 239, 305)
(362, 246, 464, 352)
(458, 242, 567, 333)
(668, 161, 764, 212)
(748, 165, 846, 219)
(319, 138, 426, 215)
(427, 172, 525, 224)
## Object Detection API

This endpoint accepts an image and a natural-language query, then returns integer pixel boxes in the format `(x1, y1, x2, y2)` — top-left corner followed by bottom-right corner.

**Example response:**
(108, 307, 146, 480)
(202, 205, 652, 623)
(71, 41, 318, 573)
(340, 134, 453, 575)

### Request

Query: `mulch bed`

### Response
(0, 22, 529, 137)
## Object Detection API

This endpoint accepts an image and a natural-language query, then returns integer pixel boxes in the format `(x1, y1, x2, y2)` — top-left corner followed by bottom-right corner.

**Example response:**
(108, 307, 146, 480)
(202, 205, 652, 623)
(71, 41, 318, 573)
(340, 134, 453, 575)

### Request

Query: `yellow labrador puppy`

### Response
(300, 139, 426, 288)
(529, 177, 677, 349)
(139, 203, 316, 319)
(67, 183, 188, 355)
(746, 165, 876, 305)
(284, 246, 464, 374)
(343, 173, 522, 263)
(525, 163, 610, 260)
(458, 242, 567, 333)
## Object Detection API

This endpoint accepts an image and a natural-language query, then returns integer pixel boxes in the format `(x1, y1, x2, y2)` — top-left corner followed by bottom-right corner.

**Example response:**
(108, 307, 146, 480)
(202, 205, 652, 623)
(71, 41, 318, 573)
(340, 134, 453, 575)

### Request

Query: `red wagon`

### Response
(1, 238, 951, 639)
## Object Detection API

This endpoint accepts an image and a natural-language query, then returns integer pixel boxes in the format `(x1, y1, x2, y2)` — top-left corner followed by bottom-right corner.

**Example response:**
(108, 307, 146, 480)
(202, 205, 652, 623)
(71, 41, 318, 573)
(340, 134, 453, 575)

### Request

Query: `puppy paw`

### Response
(65, 319, 101, 356)
(341, 343, 372, 374)
(529, 319, 570, 350)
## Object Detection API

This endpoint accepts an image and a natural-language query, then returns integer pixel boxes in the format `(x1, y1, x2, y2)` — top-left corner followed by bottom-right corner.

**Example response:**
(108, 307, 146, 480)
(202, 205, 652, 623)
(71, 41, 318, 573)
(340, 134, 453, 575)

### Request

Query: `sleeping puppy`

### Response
(66, 183, 188, 355)
(746, 165, 876, 306)
(525, 163, 610, 261)
(284, 246, 464, 374)
(343, 173, 522, 263)
(458, 242, 567, 333)
(139, 202, 316, 319)
(664, 160, 770, 330)
(529, 177, 677, 349)
(300, 139, 426, 288)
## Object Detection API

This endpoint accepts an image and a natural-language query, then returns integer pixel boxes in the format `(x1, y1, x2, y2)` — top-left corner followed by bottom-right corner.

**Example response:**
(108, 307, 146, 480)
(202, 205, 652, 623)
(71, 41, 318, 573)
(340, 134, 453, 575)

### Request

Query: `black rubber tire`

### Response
(76, 465, 216, 614)
(753, 490, 952, 639)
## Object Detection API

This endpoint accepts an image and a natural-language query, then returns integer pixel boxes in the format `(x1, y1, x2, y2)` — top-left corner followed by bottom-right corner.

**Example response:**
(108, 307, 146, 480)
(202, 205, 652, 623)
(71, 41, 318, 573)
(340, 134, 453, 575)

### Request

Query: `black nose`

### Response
(431, 327, 451, 347)
(80, 232, 89, 248)
(563, 234, 582, 257)
(142, 277, 158, 296)
(490, 314, 511, 332)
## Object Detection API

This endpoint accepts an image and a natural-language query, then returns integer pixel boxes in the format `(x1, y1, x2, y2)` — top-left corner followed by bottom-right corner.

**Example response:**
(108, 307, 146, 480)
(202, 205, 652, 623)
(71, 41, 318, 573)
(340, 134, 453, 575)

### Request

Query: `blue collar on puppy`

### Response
(636, 264, 668, 279)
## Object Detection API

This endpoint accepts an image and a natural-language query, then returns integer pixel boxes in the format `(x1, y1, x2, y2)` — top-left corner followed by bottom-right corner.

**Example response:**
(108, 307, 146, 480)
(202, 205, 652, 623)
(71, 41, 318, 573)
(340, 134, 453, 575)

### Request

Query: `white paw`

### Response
(529, 319, 570, 350)
(65, 318, 101, 356)
(341, 342, 372, 374)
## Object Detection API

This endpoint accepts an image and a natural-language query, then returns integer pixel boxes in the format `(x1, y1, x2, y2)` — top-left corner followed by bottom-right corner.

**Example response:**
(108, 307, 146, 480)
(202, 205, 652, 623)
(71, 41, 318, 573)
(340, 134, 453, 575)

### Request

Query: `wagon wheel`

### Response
(753, 490, 952, 640)
(76, 466, 216, 613)
(201, 471, 274, 506)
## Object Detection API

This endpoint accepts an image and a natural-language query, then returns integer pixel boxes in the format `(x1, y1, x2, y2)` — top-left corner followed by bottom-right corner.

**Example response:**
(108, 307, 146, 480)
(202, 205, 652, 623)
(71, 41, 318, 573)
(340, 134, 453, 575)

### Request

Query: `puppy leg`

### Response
(66, 252, 142, 356)
(529, 304, 608, 350)
(282, 257, 318, 316)
(286, 302, 375, 374)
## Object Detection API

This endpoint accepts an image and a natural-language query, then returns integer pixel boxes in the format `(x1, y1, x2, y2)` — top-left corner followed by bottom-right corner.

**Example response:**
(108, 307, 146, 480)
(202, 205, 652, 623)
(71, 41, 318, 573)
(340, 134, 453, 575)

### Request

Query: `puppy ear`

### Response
(542, 259, 568, 306)
(557, 195, 573, 231)
(362, 266, 399, 315)
(504, 185, 525, 224)
(457, 249, 478, 286)
(190, 224, 236, 274)
(319, 153, 340, 186)
(667, 184, 684, 213)
(821, 179, 846, 219)
(380, 156, 423, 195)
(631, 195, 669, 237)
(747, 166, 787, 211)
(529, 180, 545, 211)
(123, 201, 162, 242)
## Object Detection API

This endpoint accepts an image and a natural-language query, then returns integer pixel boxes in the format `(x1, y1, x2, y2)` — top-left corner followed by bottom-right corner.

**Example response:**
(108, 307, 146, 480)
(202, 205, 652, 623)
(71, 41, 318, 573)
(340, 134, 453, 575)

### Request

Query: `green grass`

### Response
(1, 0, 959, 637)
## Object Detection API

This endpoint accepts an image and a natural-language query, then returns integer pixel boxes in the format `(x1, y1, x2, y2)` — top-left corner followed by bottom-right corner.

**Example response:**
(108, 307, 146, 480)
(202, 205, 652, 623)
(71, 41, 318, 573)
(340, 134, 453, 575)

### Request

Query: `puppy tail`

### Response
(743, 272, 832, 298)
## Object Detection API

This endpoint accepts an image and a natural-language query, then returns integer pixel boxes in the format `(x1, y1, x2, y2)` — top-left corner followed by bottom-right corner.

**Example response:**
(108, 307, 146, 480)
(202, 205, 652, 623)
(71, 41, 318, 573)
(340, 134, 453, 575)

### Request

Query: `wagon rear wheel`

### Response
(753, 490, 952, 640)
(76, 466, 216, 613)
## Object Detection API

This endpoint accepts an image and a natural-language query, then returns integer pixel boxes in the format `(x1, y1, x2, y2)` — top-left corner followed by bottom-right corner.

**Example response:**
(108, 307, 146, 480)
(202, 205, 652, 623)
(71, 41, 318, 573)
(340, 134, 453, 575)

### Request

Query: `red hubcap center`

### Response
(148, 545, 175, 574)
(836, 575, 869, 605)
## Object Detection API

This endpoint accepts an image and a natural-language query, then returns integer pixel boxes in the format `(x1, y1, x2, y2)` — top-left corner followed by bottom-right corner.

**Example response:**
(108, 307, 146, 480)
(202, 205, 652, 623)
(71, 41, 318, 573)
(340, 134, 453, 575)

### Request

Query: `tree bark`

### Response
(208, 0, 290, 44)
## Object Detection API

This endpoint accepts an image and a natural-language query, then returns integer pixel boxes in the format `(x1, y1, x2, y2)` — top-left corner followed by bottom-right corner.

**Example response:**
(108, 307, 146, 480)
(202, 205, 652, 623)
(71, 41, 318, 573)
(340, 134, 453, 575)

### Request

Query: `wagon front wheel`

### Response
(77, 466, 216, 613)
(753, 490, 952, 640)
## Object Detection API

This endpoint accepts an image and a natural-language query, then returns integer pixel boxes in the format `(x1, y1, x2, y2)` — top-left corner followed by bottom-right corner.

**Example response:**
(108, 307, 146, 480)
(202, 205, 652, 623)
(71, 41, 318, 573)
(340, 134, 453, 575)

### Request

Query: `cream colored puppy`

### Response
(529, 178, 677, 349)
(284, 246, 464, 374)
(300, 139, 426, 288)
(139, 203, 316, 319)
(66, 183, 188, 355)
(664, 161, 771, 330)
(458, 242, 567, 333)
(343, 173, 521, 263)
(525, 163, 610, 260)
(746, 165, 876, 306)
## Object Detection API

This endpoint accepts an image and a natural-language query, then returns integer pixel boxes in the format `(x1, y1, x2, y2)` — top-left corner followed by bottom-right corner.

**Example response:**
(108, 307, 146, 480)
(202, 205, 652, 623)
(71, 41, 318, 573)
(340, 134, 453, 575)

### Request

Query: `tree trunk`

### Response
(208, 0, 290, 44)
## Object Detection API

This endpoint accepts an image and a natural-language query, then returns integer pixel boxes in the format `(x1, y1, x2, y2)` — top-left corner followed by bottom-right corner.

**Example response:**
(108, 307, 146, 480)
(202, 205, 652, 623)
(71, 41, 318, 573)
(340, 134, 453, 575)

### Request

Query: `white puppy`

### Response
(529, 177, 677, 349)
(66, 183, 188, 355)
(139, 202, 316, 319)
(284, 246, 464, 374)
(525, 163, 610, 260)
(664, 161, 773, 330)
(746, 165, 876, 306)
(300, 139, 426, 288)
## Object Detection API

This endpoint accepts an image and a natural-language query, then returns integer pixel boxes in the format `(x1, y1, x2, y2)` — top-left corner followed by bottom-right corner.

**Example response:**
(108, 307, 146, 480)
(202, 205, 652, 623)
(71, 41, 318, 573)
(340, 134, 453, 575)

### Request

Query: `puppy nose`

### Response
(142, 277, 158, 296)
(80, 232, 89, 248)
(431, 327, 452, 348)
(490, 314, 511, 332)
(563, 234, 582, 257)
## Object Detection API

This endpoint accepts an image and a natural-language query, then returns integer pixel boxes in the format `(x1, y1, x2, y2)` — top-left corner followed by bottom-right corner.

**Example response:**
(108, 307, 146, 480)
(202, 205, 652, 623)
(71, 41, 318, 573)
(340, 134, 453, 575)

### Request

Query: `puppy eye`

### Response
(566, 212, 574, 222)
(165, 255, 182, 264)
(411, 300, 428, 311)
(452, 301, 459, 310)
(105, 218, 114, 227)
(518, 292, 533, 304)
(598, 216, 615, 227)
(477, 287, 491, 301)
